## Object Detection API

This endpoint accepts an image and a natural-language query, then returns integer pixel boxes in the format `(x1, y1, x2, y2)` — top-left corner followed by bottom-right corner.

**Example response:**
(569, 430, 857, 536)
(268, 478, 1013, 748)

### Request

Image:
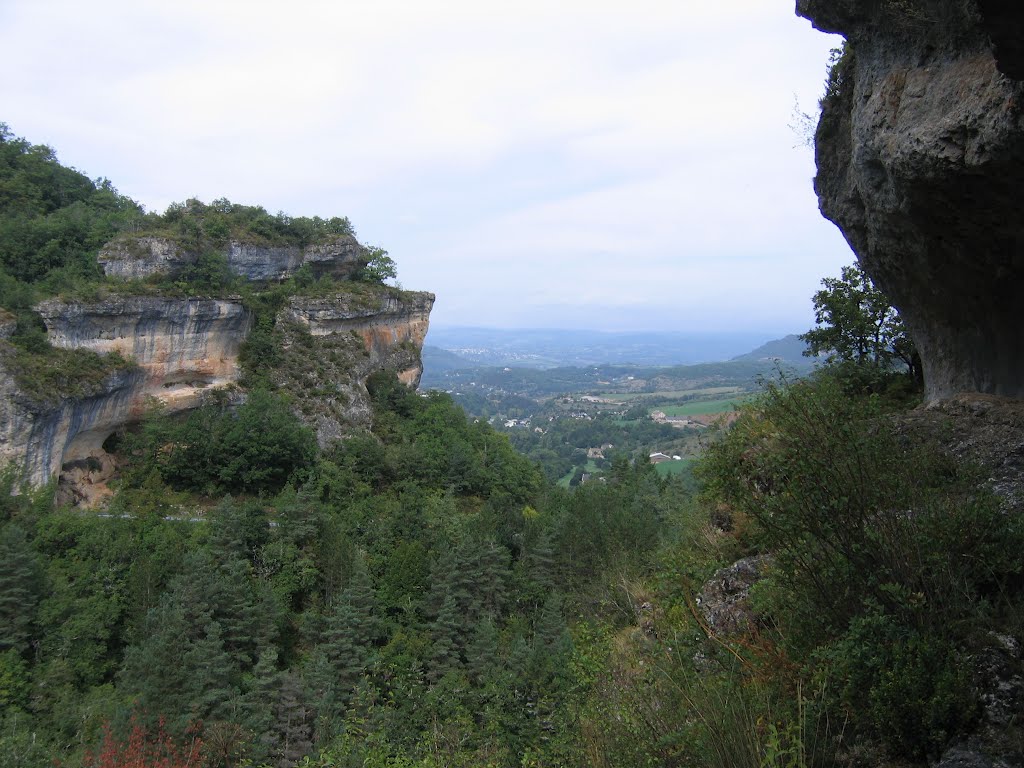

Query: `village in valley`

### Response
(419, 339, 805, 486)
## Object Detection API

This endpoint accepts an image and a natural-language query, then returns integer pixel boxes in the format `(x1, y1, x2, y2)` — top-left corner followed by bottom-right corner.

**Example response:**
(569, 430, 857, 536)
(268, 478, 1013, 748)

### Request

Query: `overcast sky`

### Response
(0, 1, 849, 334)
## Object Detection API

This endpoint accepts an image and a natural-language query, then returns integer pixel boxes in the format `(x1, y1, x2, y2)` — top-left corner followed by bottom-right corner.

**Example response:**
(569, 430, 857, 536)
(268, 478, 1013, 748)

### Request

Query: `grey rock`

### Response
(97, 236, 190, 279)
(697, 554, 772, 637)
(0, 288, 433, 499)
(98, 235, 368, 283)
(275, 290, 435, 446)
(796, 0, 1024, 402)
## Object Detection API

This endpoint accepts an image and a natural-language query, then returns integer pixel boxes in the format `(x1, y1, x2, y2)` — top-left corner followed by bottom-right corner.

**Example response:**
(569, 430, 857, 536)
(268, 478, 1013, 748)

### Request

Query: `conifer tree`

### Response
(426, 592, 462, 684)
(120, 593, 239, 731)
(321, 598, 365, 714)
(0, 525, 42, 655)
(240, 647, 281, 764)
(464, 615, 500, 687)
(315, 552, 382, 719)
(260, 671, 314, 768)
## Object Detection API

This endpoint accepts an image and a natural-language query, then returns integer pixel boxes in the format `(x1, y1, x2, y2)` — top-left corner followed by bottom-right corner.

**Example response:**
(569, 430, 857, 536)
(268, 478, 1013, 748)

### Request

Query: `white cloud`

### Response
(0, 0, 849, 331)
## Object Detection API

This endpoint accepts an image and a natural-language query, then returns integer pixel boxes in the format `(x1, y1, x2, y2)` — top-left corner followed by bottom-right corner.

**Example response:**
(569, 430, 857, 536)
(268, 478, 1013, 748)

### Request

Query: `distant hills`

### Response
(423, 327, 795, 369)
(731, 334, 810, 363)
(421, 329, 816, 393)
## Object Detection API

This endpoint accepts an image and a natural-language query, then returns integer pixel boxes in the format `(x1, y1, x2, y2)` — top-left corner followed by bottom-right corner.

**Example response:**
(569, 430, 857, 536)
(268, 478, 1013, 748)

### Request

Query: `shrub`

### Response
(127, 389, 317, 496)
(697, 372, 1024, 757)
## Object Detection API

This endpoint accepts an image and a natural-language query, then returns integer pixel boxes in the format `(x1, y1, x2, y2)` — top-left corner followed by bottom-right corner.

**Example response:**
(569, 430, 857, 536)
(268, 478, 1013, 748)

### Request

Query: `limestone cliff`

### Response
(0, 280, 433, 498)
(797, 0, 1024, 401)
(98, 233, 367, 282)
(269, 290, 435, 446)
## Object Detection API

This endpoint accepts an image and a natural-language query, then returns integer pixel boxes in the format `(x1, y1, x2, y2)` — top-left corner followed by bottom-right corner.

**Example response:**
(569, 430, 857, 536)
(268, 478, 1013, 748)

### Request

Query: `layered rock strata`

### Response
(270, 291, 434, 446)
(797, 0, 1024, 401)
(98, 234, 368, 282)
(0, 288, 433, 495)
(1, 297, 251, 490)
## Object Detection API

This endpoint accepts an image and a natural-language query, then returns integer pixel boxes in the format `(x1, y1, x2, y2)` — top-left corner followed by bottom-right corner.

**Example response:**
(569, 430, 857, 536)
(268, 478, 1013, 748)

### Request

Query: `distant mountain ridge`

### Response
(424, 326, 790, 369)
(730, 334, 810, 363)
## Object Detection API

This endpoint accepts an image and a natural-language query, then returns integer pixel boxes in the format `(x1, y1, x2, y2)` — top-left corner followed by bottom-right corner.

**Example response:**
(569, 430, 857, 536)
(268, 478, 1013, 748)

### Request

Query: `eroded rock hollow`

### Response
(797, 0, 1024, 400)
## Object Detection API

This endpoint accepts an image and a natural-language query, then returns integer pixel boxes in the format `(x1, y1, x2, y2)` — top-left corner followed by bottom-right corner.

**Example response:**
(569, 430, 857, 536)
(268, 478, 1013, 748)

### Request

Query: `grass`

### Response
(655, 458, 695, 477)
(655, 396, 751, 417)
(557, 459, 600, 488)
(597, 386, 743, 402)
(2, 343, 139, 408)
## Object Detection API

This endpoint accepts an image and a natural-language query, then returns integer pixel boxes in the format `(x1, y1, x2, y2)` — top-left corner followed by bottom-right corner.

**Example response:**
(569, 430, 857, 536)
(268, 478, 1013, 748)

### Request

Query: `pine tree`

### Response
(120, 593, 239, 732)
(343, 553, 383, 649)
(472, 540, 511, 619)
(240, 647, 281, 764)
(464, 615, 499, 687)
(260, 671, 314, 768)
(321, 598, 365, 714)
(426, 592, 462, 684)
(315, 553, 382, 721)
(0, 525, 41, 655)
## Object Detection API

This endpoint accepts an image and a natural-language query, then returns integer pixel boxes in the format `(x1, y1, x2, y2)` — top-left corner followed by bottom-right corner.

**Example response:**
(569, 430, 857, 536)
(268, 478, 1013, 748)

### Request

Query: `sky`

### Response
(0, 0, 850, 334)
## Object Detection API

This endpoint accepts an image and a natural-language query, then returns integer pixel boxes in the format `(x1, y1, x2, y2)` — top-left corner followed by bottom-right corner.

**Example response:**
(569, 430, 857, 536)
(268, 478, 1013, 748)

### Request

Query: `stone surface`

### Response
(697, 554, 772, 637)
(282, 290, 434, 387)
(97, 237, 190, 280)
(277, 290, 435, 445)
(896, 393, 1024, 510)
(0, 287, 433, 498)
(0, 296, 252, 488)
(225, 236, 366, 282)
(98, 234, 368, 283)
(797, 0, 1024, 402)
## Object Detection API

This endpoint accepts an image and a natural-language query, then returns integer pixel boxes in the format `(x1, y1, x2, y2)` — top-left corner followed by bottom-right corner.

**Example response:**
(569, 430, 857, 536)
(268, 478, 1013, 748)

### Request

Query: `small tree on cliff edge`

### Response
(802, 262, 922, 388)
(358, 246, 397, 284)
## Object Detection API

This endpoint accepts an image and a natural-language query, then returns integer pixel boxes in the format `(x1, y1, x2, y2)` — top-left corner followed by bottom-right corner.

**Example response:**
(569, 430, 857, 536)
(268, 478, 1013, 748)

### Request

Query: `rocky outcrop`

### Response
(282, 290, 434, 387)
(1, 297, 251, 488)
(0, 287, 433, 495)
(274, 290, 435, 445)
(98, 234, 368, 282)
(796, 0, 1024, 401)
(697, 554, 772, 638)
(38, 296, 252, 408)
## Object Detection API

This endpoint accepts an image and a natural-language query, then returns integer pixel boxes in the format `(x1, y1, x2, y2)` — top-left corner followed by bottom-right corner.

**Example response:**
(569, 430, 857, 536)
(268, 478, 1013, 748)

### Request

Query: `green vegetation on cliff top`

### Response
(0, 121, 400, 403)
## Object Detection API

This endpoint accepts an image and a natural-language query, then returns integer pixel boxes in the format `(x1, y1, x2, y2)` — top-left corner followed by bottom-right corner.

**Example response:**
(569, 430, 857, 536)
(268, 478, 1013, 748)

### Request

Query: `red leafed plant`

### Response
(84, 717, 205, 768)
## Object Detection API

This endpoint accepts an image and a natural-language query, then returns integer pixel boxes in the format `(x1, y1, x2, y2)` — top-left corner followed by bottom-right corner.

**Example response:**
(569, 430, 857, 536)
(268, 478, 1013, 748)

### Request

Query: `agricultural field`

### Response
(596, 385, 743, 402)
(654, 395, 754, 417)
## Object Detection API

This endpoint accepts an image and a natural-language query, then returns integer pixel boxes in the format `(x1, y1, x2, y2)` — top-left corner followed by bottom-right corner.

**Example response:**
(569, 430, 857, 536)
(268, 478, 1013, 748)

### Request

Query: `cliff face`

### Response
(98, 234, 367, 282)
(272, 291, 435, 445)
(0, 283, 433, 498)
(282, 291, 434, 385)
(797, 0, 1024, 401)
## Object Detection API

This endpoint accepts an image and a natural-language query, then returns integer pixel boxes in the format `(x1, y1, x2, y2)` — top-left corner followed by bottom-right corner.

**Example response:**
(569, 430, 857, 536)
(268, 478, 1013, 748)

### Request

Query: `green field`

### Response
(655, 395, 752, 417)
(654, 457, 695, 477)
(597, 386, 743, 402)
(557, 459, 600, 488)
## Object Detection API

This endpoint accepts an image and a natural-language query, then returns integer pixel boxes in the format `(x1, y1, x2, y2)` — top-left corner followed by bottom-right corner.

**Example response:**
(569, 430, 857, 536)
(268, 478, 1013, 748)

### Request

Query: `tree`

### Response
(358, 246, 397, 284)
(801, 262, 922, 386)
(0, 525, 42, 655)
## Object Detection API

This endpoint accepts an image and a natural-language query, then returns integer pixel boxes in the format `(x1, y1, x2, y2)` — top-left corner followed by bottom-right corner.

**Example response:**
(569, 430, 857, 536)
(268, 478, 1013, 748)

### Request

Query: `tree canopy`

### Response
(801, 261, 921, 386)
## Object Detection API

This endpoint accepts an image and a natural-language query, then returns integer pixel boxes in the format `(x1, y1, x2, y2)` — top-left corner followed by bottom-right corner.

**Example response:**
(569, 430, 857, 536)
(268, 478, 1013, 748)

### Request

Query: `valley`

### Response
(421, 331, 813, 485)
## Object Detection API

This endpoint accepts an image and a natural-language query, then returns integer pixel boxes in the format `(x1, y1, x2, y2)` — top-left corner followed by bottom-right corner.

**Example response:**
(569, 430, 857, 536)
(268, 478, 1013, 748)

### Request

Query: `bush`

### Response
(697, 372, 1024, 757)
(127, 389, 316, 496)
